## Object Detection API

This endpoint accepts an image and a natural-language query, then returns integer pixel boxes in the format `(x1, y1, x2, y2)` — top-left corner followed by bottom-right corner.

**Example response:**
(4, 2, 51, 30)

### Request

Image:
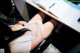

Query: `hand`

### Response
(10, 21, 27, 31)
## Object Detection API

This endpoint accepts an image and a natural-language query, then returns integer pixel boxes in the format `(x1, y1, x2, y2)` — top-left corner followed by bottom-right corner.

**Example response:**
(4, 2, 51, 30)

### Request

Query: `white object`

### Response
(24, 0, 80, 33)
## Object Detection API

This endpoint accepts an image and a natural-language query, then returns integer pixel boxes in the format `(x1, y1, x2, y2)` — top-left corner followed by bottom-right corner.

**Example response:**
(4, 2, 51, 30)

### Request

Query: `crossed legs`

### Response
(29, 11, 57, 50)
(9, 11, 57, 52)
(29, 11, 57, 39)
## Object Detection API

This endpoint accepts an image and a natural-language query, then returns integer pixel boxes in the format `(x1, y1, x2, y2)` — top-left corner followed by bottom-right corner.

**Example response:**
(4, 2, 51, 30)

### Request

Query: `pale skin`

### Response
(10, 11, 57, 50)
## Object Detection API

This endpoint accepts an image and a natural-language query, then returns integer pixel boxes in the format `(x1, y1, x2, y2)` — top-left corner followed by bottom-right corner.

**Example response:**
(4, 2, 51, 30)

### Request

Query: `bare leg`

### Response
(29, 11, 46, 23)
(43, 19, 57, 39)
(31, 18, 57, 50)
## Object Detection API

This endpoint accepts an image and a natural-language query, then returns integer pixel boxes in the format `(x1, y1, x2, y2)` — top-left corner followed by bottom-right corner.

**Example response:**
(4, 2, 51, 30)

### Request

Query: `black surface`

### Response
(51, 25, 80, 53)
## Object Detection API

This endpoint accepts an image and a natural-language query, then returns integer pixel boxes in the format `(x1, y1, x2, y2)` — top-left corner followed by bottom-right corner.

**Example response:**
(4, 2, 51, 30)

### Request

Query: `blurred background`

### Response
(0, 0, 80, 53)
